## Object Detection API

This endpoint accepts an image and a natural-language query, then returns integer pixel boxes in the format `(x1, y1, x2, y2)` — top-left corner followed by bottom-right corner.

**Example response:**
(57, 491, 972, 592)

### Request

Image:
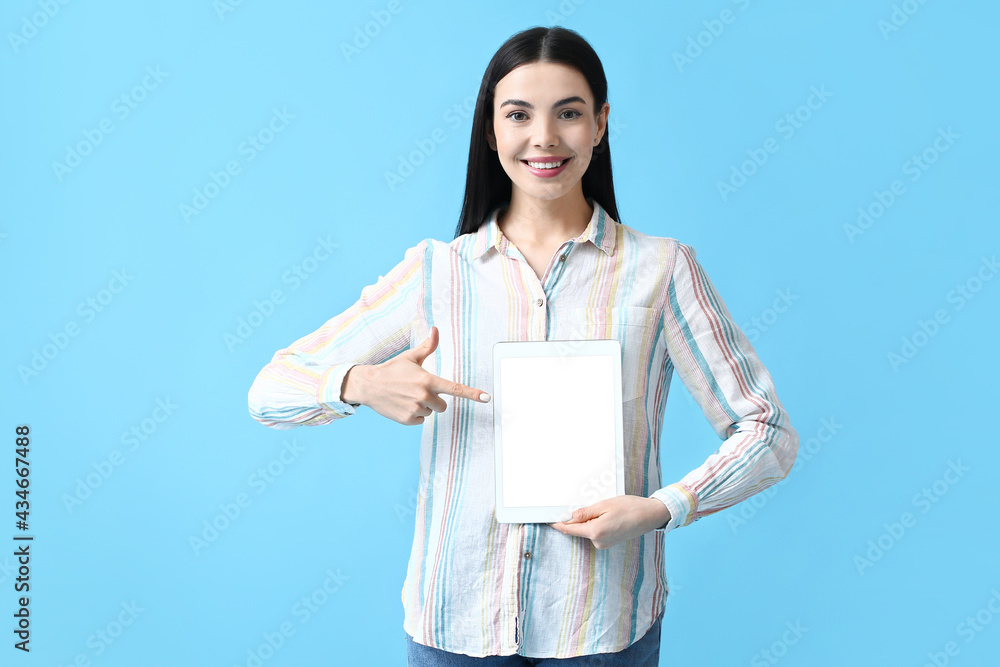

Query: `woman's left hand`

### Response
(548, 495, 672, 550)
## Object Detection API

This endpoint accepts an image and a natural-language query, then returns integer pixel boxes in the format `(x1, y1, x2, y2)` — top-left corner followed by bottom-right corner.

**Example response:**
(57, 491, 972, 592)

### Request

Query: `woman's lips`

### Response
(521, 156, 571, 178)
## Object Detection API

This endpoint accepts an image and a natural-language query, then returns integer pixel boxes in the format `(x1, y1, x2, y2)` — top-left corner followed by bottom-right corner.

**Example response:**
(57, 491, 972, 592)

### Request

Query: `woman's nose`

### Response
(532, 116, 558, 148)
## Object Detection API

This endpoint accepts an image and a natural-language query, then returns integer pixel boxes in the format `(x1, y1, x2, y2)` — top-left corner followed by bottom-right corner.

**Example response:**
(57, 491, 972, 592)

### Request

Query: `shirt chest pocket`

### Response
(564, 306, 657, 402)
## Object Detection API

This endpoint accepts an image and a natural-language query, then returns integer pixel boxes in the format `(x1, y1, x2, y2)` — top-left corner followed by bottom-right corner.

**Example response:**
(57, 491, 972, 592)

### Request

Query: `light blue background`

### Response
(3, 1, 998, 665)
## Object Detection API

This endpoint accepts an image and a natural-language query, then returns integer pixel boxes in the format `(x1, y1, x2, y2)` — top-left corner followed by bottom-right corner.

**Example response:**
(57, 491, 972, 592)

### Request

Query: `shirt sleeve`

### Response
(649, 241, 798, 535)
(247, 239, 429, 429)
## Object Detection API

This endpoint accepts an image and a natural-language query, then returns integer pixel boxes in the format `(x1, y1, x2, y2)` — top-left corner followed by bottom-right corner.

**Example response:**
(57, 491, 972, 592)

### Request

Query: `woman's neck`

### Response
(498, 189, 593, 248)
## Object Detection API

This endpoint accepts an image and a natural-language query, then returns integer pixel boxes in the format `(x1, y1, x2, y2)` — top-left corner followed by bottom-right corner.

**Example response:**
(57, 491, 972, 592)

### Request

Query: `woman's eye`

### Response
(506, 109, 581, 122)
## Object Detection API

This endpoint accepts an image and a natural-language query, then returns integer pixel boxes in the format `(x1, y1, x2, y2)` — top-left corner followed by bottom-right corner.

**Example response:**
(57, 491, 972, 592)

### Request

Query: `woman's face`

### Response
(487, 61, 609, 206)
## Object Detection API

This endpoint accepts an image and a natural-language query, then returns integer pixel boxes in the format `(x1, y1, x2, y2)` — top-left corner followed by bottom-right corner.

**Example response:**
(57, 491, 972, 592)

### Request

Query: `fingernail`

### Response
(479, 393, 491, 402)
(558, 511, 573, 522)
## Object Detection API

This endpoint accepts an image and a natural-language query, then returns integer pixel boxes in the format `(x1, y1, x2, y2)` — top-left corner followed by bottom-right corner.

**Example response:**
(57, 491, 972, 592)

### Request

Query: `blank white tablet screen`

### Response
(499, 354, 617, 507)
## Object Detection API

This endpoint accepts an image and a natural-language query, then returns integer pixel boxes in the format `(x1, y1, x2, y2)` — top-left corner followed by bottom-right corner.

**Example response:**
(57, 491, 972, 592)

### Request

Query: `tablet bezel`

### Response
(492, 338, 625, 524)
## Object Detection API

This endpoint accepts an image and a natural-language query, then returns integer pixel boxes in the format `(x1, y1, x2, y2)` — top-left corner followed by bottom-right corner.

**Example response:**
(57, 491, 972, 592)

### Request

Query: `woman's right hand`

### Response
(343, 326, 491, 426)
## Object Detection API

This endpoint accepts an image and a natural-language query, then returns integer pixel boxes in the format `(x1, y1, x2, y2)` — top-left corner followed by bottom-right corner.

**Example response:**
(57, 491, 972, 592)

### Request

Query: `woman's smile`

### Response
(521, 156, 572, 177)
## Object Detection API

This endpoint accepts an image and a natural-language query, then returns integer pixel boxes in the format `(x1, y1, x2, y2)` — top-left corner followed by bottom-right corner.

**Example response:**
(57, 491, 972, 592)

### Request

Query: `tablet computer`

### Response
(492, 338, 625, 524)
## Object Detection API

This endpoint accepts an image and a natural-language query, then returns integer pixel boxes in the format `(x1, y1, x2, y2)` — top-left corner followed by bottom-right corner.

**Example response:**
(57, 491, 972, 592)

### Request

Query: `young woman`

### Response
(249, 26, 798, 666)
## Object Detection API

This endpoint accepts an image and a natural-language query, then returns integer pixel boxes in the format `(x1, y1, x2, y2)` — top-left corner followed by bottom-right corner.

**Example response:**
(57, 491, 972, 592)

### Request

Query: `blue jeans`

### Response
(405, 613, 662, 666)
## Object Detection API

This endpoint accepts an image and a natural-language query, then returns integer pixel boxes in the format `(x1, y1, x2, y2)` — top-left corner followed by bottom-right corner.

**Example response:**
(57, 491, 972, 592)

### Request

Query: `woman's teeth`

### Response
(525, 159, 566, 169)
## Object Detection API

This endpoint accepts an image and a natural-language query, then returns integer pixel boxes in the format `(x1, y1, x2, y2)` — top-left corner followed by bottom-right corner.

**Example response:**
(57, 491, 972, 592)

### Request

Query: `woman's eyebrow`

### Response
(498, 96, 586, 109)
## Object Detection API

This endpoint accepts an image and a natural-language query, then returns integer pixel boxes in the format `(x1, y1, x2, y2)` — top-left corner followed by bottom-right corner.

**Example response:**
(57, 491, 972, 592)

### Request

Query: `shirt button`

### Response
(558, 254, 566, 262)
(524, 551, 532, 559)
(535, 298, 544, 307)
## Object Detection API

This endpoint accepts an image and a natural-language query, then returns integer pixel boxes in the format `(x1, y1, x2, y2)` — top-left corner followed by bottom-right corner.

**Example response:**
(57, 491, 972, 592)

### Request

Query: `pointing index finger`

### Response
(432, 376, 491, 403)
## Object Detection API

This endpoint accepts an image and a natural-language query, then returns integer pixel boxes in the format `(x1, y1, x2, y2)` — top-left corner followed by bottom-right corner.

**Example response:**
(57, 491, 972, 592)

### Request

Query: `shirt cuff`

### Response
(317, 364, 361, 416)
(649, 482, 698, 535)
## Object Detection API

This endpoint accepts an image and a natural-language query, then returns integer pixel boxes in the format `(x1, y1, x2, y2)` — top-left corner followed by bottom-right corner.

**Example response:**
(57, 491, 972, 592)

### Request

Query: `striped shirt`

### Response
(247, 198, 798, 658)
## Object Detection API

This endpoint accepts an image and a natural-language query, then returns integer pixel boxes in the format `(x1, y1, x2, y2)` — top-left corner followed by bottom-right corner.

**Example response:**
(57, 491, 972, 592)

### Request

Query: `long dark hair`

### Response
(453, 26, 621, 239)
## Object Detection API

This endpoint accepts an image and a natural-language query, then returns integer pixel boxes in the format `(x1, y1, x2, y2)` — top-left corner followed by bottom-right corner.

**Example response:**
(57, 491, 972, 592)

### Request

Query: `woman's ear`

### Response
(486, 125, 497, 151)
(594, 102, 610, 146)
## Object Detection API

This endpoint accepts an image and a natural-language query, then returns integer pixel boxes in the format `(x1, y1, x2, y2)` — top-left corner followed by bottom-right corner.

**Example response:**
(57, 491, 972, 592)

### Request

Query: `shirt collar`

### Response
(470, 198, 618, 261)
